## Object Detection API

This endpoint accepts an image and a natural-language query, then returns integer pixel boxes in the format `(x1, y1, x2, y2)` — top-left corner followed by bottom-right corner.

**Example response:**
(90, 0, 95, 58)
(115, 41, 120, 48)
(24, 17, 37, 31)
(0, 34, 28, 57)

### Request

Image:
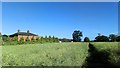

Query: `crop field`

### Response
(1, 42, 120, 67)
(91, 42, 120, 65)
(2, 42, 89, 66)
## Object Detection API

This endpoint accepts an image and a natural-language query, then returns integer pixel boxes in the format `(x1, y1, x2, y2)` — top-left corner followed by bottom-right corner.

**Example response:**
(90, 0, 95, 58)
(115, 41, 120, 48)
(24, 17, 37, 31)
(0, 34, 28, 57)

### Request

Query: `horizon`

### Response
(2, 2, 118, 40)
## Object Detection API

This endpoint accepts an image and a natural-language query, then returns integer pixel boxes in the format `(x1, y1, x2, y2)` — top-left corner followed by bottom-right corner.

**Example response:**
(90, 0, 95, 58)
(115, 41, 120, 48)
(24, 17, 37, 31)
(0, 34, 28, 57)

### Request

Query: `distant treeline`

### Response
(84, 34, 120, 42)
(72, 30, 120, 42)
(1, 31, 120, 45)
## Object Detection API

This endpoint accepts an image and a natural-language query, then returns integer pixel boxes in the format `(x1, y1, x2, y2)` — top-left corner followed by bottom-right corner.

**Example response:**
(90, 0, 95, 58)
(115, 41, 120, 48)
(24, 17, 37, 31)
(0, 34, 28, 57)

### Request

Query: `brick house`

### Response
(9, 29, 38, 41)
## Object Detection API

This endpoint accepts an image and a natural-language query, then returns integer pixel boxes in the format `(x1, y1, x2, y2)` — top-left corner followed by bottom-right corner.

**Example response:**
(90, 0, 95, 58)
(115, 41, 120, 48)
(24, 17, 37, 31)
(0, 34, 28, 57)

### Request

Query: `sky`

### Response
(2, 2, 118, 40)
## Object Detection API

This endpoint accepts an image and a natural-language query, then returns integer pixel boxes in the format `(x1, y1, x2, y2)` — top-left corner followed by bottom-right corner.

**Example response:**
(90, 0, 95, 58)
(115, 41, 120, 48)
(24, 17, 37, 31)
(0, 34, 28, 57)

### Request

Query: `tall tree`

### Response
(48, 35, 52, 42)
(116, 36, 120, 42)
(72, 30, 83, 42)
(109, 34, 117, 42)
(94, 35, 109, 42)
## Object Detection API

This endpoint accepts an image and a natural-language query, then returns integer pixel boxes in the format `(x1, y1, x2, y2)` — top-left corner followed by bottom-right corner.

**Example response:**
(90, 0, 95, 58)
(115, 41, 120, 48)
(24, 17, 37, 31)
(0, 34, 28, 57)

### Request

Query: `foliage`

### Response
(116, 36, 120, 42)
(2, 35, 59, 45)
(59, 38, 72, 42)
(84, 37, 90, 42)
(72, 30, 83, 42)
(17, 37, 24, 45)
(2, 35, 9, 42)
(94, 35, 109, 42)
(109, 34, 117, 42)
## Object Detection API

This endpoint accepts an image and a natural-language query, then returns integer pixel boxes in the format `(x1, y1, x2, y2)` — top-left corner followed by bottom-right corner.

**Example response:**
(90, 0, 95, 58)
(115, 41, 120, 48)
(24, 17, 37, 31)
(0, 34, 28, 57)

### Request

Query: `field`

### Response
(91, 42, 120, 65)
(1, 42, 120, 67)
(0, 46, 1, 67)
(2, 42, 89, 66)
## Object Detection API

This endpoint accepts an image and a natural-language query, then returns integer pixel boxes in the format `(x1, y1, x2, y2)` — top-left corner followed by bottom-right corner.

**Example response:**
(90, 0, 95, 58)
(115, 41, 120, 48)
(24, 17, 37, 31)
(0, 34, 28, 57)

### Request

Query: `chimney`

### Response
(27, 29, 30, 33)
(18, 29, 20, 33)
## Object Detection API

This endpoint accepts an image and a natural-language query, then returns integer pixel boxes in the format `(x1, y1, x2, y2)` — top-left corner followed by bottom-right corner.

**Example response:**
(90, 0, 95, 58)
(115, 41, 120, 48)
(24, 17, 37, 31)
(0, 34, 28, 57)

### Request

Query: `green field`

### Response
(91, 42, 120, 65)
(1, 42, 120, 67)
(2, 42, 89, 66)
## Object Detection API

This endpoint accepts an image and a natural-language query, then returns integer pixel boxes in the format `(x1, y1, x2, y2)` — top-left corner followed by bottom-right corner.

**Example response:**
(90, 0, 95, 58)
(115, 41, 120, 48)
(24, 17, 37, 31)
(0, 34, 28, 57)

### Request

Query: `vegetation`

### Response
(59, 38, 72, 42)
(84, 37, 90, 42)
(72, 30, 83, 42)
(94, 35, 109, 42)
(2, 36, 59, 45)
(1, 30, 120, 67)
(2, 42, 120, 67)
(2, 42, 88, 66)
(94, 34, 120, 42)
(91, 42, 120, 67)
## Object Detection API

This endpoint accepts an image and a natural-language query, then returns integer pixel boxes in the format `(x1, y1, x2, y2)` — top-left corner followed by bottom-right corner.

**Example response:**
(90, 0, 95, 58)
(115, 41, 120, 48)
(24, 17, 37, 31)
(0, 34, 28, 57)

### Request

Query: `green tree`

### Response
(52, 36, 56, 42)
(40, 36, 45, 43)
(45, 36, 48, 42)
(72, 30, 83, 42)
(84, 37, 90, 42)
(94, 35, 109, 42)
(2, 35, 9, 42)
(54, 37, 59, 42)
(116, 36, 120, 42)
(109, 34, 117, 42)
(48, 36, 52, 43)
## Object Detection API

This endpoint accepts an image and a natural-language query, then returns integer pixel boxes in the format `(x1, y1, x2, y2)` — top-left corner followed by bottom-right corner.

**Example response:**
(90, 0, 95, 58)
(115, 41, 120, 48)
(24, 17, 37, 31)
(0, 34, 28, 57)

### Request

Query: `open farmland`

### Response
(92, 42, 120, 66)
(2, 42, 120, 67)
(2, 42, 89, 66)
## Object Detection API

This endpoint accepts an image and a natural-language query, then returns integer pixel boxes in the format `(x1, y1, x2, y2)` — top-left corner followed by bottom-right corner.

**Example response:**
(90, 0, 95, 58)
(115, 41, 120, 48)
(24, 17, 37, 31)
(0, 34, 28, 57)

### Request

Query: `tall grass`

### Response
(92, 42, 120, 65)
(2, 42, 88, 66)
(2, 42, 120, 67)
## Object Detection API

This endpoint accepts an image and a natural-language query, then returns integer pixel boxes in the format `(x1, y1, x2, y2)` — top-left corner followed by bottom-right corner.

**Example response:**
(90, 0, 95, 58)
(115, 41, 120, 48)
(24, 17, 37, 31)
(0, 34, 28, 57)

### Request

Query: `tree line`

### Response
(72, 30, 120, 42)
(1, 30, 120, 45)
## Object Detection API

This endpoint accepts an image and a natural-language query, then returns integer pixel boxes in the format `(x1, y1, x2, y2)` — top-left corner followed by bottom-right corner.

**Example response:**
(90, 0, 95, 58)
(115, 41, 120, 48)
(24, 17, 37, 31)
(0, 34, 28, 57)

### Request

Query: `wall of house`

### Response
(33, 36, 37, 40)
(23, 35, 28, 41)
(29, 36, 33, 41)
(18, 35, 37, 41)
(18, 35, 22, 41)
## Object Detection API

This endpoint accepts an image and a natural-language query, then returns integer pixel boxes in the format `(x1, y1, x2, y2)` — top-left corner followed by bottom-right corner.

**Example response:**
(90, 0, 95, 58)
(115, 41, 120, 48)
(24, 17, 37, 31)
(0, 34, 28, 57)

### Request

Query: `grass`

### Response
(92, 42, 120, 66)
(2, 42, 120, 67)
(2, 42, 88, 66)
(0, 47, 1, 67)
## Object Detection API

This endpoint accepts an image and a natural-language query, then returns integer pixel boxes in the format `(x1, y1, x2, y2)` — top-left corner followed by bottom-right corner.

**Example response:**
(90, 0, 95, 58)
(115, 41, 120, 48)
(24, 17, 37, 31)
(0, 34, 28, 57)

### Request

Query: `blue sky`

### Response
(2, 2, 118, 40)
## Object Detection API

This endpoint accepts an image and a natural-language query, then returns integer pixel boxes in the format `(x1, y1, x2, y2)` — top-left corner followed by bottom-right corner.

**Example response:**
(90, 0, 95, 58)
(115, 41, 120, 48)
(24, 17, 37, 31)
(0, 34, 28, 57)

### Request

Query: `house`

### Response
(9, 29, 38, 41)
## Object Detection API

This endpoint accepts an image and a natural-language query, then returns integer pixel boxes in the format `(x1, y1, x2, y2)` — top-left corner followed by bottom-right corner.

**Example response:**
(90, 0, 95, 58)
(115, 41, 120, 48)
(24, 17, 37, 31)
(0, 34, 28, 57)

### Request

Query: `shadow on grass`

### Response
(82, 43, 119, 68)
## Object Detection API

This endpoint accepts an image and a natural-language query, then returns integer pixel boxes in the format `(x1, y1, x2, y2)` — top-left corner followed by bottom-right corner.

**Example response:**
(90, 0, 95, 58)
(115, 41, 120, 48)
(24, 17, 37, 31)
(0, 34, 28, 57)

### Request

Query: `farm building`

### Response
(9, 29, 38, 41)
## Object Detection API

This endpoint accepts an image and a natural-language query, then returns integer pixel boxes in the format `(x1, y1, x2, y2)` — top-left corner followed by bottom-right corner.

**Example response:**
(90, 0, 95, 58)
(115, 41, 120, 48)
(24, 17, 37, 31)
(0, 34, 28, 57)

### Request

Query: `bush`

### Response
(84, 37, 90, 42)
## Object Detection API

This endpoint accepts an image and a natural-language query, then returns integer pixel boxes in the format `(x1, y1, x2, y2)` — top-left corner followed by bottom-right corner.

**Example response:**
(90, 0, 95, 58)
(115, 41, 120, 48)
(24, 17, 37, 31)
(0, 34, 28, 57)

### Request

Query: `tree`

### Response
(55, 37, 59, 42)
(40, 36, 44, 43)
(109, 34, 117, 42)
(48, 36, 52, 43)
(52, 36, 56, 42)
(72, 30, 83, 42)
(2, 35, 9, 42)
(84, 37, 90, 42)
(94, 35, 109, 42)
(116, 36, 120, 42)
(45, 36, 48, 42)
